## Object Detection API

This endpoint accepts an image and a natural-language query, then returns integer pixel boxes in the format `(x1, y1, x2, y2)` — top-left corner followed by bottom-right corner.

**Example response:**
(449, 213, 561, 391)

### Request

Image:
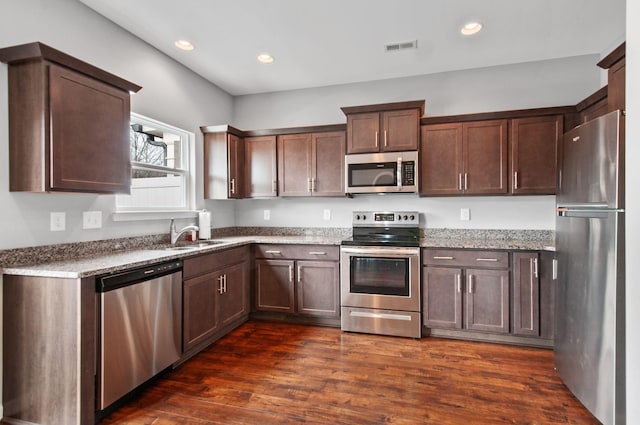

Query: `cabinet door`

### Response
(228, 134, 244, 198)
(512, 252, 540, 336)
(510, 116, 562, 195)
(218, 261, 250, 328)
(183, 273, 218, 351)
(462, 120, 508, 195)
(49, 65, 130, 193)
(423, 266, 463, 329)
(346, 112, 380, 153)
(278, 134, 312, 196)
(296, 260, 339, 318)
(607, 57, 625, 112)
(382, 109, 419, 152)
(539, 250, 556, 340)
(245, 135, 277, 197)
(420, 123, 463, 195)
(312, 132, 345, 196)
(465, 268, 509, 333)
(204, 132, 243, 199)
(254, 259, 295, 313)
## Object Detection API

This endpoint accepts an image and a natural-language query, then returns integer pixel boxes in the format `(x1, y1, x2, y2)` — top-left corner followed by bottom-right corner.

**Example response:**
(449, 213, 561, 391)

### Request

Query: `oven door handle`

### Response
(341, 247, 419, 256)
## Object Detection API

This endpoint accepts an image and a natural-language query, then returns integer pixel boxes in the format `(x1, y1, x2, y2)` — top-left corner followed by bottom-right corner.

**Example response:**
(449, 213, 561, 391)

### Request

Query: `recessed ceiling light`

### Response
(461, 22, 483, 36)
(174, 40, 195, 51)
(257, 53, 274, 64)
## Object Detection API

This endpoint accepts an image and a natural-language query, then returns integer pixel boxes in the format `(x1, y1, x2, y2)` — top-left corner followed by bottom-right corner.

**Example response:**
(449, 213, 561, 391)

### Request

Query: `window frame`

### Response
(113, 113, 197, 222)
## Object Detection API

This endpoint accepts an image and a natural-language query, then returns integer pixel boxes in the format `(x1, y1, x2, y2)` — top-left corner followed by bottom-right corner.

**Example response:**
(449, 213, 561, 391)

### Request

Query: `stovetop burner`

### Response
(342, 210, 420, 247)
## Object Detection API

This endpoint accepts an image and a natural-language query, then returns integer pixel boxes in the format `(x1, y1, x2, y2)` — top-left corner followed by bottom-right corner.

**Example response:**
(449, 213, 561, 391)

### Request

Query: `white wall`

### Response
(235, 196, 555, 230)
(231, 55, 601, 230)
(626, 1, 638, 422)
(0, 0, 236, 251)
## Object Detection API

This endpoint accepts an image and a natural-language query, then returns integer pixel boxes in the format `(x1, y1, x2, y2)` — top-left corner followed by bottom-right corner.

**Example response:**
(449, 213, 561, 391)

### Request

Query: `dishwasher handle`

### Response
(96, 260, 183, 292)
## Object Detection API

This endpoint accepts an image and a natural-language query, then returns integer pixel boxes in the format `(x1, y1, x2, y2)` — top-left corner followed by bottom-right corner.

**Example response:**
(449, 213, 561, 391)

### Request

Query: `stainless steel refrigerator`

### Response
(555, 110, 625, 425)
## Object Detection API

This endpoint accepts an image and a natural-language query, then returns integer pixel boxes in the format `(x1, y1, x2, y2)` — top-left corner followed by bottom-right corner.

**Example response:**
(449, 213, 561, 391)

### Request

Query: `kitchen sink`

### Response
(162, 240, 224, 251)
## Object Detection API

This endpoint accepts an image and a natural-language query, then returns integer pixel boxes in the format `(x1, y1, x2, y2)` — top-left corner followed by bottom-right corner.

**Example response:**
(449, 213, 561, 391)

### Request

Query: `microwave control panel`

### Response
(402, 161, 415, 185)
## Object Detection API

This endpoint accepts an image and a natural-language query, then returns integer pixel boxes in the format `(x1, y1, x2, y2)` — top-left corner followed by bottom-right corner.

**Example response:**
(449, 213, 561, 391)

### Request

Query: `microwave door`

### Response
(349, 162, 397, 188)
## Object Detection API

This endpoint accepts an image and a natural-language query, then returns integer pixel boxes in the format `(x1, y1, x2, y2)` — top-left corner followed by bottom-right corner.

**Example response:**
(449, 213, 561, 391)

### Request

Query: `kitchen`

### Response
(0, 0, 637, 424)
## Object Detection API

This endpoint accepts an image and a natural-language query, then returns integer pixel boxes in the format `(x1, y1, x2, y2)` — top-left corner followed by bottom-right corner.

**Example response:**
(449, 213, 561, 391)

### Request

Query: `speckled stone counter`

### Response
(0, 227, 553, 279)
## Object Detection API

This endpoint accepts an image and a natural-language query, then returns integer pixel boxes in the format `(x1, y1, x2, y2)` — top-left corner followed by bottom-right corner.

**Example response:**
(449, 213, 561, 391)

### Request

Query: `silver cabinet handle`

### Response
(572, 136, 580, 142)
(307, 178, 312, 192)
(468, 275, 474, 294)
(384, 130, 388, 147)
(433, 256, 454, 260)
(513, 171, 519, 190)
(458, 173, 463, 191)
(272, 180, 277, 194)
(289, 265, 293, 283)
(456, 274, 462, 293)
(311, 178, 316, 192)
(533, 257, 539, 279)
(217, 275, 224, 294)
(264, 250, 281, 254)
(464, 173, 468, 190)
(297, 265, 302, 283)
(230, 178, 236, 194)
(223, 274, 227, 293)
(309, 251, 326, 255)
(476, 258, 498, 262)
(375, 131, 379, 147)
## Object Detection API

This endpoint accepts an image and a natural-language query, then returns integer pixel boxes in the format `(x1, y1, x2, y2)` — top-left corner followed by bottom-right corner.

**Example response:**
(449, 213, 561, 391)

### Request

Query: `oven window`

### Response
(349, 162, 397, 187)
(350, 257, 409, 296)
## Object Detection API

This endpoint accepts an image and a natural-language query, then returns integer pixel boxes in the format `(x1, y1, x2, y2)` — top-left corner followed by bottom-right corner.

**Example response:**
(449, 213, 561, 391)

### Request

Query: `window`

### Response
(115, 113, 195, 216)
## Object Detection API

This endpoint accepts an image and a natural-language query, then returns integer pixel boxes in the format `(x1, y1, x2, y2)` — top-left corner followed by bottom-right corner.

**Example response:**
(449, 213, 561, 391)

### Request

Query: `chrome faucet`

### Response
(170, 218, 199, 245)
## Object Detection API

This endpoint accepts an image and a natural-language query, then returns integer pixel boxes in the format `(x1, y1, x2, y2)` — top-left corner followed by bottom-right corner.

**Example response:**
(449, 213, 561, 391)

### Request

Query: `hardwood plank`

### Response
(100, 321, 599, 424)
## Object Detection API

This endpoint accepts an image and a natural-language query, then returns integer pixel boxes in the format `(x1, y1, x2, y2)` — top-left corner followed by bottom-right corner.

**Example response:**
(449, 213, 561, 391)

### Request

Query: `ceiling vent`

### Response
(384, 40, 418, 52)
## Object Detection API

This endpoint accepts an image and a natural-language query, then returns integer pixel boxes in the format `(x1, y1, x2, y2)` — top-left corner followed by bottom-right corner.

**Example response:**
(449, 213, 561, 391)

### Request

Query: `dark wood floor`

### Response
(101, 321, 599, 424)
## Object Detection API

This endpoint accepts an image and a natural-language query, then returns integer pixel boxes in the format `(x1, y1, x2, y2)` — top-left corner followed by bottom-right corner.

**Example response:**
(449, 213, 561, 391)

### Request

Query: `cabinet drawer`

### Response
(183, 245, 250, 279)
(422, 249, 508, 269)
(254, 244, 339, 261)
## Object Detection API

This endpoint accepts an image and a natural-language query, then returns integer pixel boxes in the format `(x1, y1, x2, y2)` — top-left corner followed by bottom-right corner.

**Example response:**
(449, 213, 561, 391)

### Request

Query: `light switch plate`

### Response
(50, 212, 66, 232)
(460, 208, 470, 221)
(263, 209, 270, 220)
(83, 211, 102, 229)
(323, 209, 331, 221)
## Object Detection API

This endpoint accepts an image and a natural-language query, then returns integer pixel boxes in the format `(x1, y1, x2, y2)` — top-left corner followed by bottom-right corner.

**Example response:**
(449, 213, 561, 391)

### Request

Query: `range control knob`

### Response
(403, 215, 408, 220)
(355, 214, 361, 220)
(397, 214, 402, 220)
(410, 214, 416, 221)
(362, 215, 366, 220)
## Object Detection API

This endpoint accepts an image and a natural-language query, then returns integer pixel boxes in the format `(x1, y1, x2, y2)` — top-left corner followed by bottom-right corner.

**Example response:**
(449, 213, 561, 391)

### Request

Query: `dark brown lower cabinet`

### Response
(183, 246, 250, 354)
(423, 248, 554, 344)
(512, 252, 540, 336)
(254, 244, 340, 320)
(423, 265, 509, 334)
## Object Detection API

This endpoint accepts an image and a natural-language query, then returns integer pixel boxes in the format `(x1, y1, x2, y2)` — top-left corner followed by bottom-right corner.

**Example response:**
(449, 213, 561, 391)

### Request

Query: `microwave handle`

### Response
(397, 157, 402, 190)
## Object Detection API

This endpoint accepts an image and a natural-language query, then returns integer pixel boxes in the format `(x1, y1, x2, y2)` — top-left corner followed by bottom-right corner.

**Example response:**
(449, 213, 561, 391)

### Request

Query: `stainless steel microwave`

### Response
(345, 151, 418, 194)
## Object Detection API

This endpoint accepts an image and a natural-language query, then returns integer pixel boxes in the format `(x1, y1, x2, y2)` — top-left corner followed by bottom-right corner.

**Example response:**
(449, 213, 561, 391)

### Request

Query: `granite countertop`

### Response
(0, 227, 554, 279)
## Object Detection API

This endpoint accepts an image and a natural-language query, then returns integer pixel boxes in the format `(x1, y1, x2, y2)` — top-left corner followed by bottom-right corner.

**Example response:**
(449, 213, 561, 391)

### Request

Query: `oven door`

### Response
(340, 246, 420, 312)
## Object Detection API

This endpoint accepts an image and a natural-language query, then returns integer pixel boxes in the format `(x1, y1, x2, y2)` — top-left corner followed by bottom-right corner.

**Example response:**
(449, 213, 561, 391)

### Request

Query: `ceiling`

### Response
(77, 0, 626, 96)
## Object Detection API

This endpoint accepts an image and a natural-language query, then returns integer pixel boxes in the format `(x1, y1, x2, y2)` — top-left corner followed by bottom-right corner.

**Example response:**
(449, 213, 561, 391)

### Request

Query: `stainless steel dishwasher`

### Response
(96, 260, 182, 411)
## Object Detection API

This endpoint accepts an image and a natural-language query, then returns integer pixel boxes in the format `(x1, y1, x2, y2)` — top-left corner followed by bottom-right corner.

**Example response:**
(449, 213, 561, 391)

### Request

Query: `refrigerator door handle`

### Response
(557, 208, 621, 219)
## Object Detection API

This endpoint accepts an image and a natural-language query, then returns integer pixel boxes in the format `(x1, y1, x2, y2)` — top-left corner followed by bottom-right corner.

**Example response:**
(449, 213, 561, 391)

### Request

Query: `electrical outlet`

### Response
(323, 209, 331, 221)
(83, 211, 102, 229)
(50, 212, 66, 232)
(460, 208, 470, 221)
(263, 209, 270, 220)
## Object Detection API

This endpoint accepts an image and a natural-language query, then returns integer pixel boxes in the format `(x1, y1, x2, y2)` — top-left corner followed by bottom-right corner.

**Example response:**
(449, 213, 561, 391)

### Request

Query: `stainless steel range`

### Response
(340, 211, 421, 338)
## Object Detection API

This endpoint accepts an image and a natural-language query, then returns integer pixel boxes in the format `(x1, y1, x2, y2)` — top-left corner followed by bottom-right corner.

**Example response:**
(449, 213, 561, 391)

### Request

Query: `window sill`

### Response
(112, 210, 198, 222)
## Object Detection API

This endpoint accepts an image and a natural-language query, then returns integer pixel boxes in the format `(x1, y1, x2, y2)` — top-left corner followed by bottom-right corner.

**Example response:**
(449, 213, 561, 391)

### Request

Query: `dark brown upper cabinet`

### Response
(0, 42, 141, 194)
(420, 120, 508, 196)
(201, 125, 244, 199)
(510, 115, 562, 195)
(341, 100, 424, 154)
(244, 135, 278, 197)
(598, 42, 625, 113)
(277, 131, 345, 197)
